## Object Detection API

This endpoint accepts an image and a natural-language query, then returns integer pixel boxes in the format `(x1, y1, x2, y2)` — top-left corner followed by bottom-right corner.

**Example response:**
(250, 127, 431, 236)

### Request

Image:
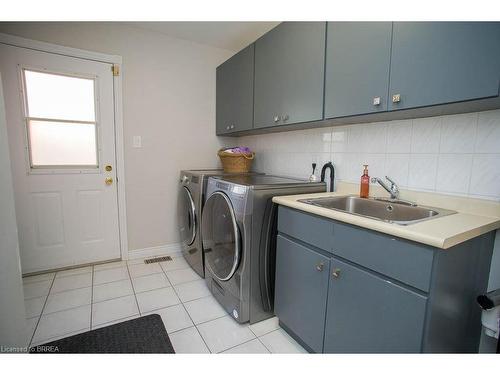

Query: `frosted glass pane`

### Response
(29, 120, 97, 166)
(24, 70, 95, 122)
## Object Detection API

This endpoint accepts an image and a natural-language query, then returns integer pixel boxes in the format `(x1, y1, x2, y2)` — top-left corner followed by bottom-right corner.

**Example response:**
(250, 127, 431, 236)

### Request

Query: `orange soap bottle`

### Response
(360, 164, 370, 198)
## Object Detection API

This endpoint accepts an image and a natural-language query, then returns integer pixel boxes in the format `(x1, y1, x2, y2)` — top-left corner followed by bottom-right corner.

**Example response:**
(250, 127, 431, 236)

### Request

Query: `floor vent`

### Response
(144, 256, 172, 264)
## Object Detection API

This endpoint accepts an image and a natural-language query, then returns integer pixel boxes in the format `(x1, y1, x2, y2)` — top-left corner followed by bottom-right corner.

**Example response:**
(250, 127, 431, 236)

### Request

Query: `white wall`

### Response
(239, 110, 500, 201)
(0, 72, 27, 349)
(0, 22, 233, 253)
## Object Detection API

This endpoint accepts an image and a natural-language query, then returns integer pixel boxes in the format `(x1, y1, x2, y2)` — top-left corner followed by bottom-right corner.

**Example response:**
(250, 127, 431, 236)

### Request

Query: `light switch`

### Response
(132, 136, 142, 148)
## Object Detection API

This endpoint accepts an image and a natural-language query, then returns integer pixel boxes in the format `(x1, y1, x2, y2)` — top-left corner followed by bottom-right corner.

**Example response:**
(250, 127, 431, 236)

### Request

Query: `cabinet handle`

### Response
(230, 124, 235, 129)
(282, 114, 289, 121)
(392, 94, 401, 103)
(332, 268, 341, 279)
(373, 97, 381, 106)
(316, 262, 324, 272)
(273, 115, 281, 123)
(226, 125, 230, 130)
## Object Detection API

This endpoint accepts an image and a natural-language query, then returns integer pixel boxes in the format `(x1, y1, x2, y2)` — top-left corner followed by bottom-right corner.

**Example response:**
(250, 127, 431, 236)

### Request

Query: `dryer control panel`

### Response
(207, 178, 249, 217)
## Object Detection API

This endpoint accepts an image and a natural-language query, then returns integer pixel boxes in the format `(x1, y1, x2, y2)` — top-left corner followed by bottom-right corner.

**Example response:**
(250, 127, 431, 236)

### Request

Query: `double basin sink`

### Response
(297, 195, 456, 225)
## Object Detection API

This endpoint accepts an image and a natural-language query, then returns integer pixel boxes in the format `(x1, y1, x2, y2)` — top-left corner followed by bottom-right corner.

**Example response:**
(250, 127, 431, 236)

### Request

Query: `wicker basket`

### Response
(218, 149, 255, 173)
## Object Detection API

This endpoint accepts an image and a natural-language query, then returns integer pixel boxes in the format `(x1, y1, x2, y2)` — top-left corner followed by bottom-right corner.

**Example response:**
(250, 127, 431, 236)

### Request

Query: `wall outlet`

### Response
(132, 136, 142, 148)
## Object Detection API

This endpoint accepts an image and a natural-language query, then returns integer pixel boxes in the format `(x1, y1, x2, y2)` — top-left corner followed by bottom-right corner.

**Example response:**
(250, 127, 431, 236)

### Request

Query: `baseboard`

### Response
(128, 243, 182, 260)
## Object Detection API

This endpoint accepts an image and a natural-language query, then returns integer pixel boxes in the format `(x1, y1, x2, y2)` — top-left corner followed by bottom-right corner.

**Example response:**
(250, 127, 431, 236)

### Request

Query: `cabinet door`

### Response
(324, 258, 427, 353)
(389, 22, 500, 110)
(274, 235, 330, 352)
(324, 22, 392, 118)
(216, 44, 254, 135)
(254, 22, 326, 129)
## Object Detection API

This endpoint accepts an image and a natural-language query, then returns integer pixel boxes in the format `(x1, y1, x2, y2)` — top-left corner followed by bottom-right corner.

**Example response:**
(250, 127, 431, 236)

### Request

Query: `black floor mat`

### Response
(30, 314, 175, 353)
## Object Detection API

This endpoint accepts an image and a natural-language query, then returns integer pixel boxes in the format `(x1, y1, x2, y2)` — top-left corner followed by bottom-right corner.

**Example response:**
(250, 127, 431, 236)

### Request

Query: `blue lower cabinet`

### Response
(324, 258, 427, 353)
(275, 235, 329, 353)
(274, 207, 495, 353)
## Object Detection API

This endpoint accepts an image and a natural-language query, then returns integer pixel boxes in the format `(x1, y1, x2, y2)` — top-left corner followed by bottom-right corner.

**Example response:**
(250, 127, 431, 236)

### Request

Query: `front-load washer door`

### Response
(202, 191, 240, 281)
(179, 186, 196, 247)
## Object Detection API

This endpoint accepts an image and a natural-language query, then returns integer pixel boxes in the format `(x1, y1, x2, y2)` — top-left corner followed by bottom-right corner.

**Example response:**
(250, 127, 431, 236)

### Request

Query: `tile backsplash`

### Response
(237, 109, 500, 201)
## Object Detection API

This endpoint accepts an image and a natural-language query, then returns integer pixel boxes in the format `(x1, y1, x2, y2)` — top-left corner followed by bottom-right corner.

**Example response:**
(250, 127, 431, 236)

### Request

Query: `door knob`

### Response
(105, 165, 113, 172)
(105, 177, 113, 185)
(332, 268, 341, 279)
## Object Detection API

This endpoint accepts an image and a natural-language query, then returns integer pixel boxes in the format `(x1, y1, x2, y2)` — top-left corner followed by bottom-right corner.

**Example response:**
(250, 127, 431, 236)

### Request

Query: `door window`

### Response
(22, 69, 98, 168)
(202, 192, 240, 281)
(179, 186, 196, 246)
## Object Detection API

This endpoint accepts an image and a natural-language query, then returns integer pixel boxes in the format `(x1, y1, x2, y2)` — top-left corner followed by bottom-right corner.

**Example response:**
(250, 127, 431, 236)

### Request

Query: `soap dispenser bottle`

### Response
(360, 164, 370, 198)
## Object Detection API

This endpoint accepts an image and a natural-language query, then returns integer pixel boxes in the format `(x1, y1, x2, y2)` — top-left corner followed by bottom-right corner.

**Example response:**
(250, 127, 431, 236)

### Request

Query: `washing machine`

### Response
(177, 169, 262, 278)
(201, 175, 326, 324)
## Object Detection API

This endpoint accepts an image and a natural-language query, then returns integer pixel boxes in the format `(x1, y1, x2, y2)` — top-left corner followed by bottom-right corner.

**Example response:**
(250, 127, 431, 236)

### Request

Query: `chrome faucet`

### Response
(371, 176, 400, 200)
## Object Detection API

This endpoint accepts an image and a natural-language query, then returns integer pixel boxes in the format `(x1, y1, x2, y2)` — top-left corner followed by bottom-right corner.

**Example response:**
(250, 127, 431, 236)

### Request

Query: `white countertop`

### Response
(272, 186, 500, 249)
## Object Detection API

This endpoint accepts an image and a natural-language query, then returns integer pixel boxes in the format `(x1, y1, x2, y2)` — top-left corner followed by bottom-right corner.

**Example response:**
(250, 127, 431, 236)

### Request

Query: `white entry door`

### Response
(0, 43, 121, 274)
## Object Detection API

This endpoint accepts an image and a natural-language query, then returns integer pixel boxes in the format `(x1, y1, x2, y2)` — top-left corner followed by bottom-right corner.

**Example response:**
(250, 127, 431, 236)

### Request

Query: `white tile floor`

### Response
(22, 252, 306, 353)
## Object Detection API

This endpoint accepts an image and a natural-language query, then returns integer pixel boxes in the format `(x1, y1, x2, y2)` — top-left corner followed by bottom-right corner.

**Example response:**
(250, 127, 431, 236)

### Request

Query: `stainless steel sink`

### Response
(297, 195, 456, 225)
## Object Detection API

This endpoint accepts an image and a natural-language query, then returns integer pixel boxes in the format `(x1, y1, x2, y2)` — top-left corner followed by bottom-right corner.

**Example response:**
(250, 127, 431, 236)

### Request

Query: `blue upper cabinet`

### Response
(215, 21, 500, 136)
(216, 44, 255, 135)
(253, 22, 326, 129)
(389, 22, 500, 110)
(324, 22, 392, 119)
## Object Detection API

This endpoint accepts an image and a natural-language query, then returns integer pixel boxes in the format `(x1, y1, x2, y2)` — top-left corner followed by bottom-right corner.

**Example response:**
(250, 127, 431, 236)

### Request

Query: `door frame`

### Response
(0, 32, 130, 261)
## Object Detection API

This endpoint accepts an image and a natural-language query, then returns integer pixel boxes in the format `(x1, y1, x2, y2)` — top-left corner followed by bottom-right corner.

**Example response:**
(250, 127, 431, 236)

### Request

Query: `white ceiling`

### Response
(127, 22, 280, 52)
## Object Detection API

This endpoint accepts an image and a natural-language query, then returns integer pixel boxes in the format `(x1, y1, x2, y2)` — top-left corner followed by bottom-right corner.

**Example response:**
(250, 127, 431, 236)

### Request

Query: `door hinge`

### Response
(112, 64, 120, 76)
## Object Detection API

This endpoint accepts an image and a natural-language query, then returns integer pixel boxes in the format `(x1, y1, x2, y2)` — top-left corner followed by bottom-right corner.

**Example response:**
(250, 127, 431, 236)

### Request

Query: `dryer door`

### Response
(179, 186, 196, 246)
(202, 191, 240, 281)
